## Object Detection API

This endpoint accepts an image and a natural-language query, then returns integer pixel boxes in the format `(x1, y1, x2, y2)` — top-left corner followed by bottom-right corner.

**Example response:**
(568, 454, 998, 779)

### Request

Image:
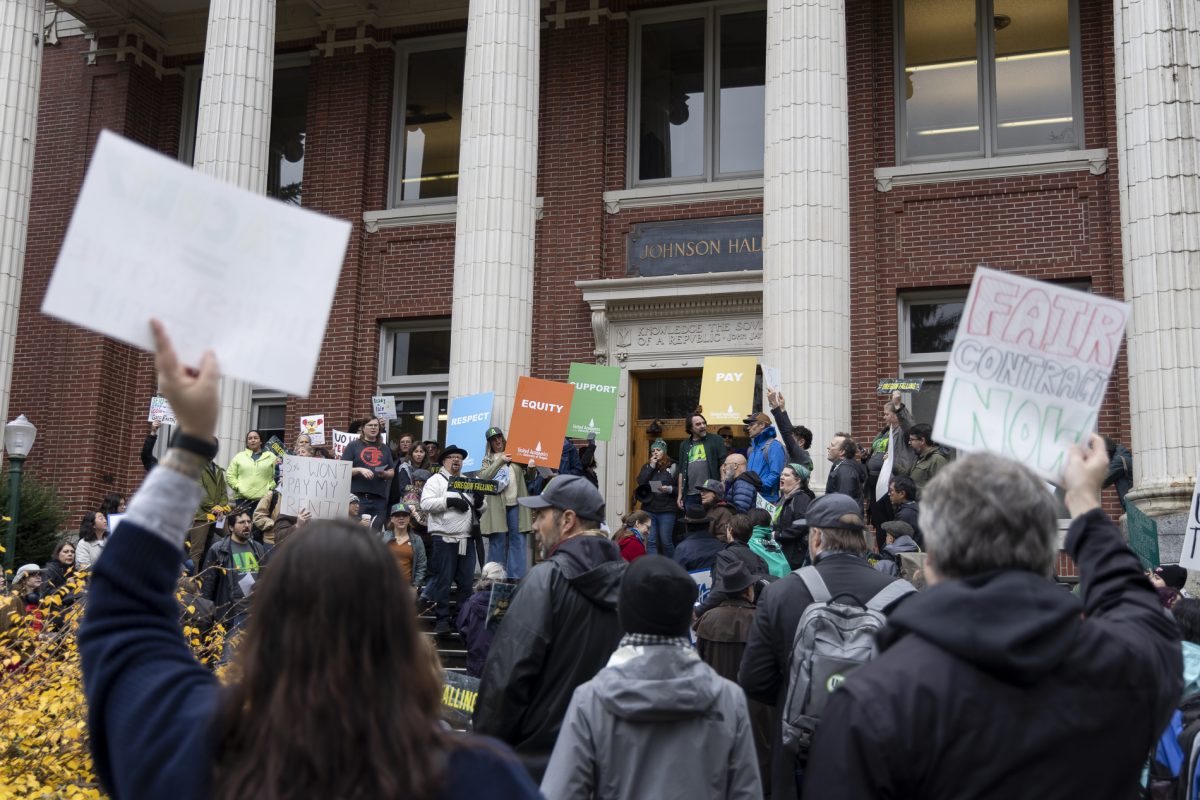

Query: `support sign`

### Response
(567, 363, 620, 441)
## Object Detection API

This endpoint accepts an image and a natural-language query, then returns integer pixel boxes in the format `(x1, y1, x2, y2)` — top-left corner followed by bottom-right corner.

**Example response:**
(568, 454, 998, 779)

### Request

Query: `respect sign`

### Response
(567, 363, 621, 441)
(278, 455, 353, 519)
(506, 377, 575, 468)
(933, 267, 1130, 479)
(445, 392, 494, 471)
(700, 356, 758, 424)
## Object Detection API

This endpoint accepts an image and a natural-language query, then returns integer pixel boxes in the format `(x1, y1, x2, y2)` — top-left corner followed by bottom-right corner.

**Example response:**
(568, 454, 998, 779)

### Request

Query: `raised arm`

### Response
(78, 320, 222, 799)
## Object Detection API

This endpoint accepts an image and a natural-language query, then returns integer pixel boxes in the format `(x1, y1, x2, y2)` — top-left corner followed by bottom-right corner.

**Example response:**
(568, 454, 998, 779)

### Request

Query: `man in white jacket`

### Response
(541, 555, 762, 799)
(420, 444, 475, 636)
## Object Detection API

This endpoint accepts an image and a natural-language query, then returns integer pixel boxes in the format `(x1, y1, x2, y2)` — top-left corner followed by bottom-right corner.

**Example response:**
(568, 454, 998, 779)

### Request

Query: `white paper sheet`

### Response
(41, 130, 351, 397)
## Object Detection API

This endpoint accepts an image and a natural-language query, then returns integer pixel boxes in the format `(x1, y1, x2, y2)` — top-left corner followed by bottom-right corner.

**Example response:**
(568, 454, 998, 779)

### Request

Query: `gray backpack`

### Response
(780, 566, 915, 758)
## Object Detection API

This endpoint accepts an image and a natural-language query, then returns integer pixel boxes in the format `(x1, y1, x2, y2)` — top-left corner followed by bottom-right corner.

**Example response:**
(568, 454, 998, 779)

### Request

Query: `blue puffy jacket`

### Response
(725, 471, 762, 514)
(747, 426, 787, 503)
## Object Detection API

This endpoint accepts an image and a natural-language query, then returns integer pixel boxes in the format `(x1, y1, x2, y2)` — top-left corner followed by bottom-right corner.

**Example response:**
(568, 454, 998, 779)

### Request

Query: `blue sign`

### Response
(445, 392, 494, 472)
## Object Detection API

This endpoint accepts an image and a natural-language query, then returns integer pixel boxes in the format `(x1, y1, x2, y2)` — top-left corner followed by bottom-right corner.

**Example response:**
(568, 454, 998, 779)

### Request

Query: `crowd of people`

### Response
(0, 322, 1190, 800)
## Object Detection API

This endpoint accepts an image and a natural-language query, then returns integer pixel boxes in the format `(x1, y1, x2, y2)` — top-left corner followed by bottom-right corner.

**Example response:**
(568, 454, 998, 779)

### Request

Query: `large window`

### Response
(378, 322, 451, 443)
(897, 0, 1081, 162)
(251, 391, 287, 446)
(179, 57, 310, 205)
(631, 6, 765, 186)
(389, 37, 466, 206)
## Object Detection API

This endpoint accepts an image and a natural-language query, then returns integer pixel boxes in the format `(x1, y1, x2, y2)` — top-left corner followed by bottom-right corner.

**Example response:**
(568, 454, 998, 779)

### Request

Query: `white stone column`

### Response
(762, 0, 850, 489)
(448, 0, 539, 429)
(192, 0, 276, 464)
(1116, 0, 1200, 553)
(0, 0, 45, 426)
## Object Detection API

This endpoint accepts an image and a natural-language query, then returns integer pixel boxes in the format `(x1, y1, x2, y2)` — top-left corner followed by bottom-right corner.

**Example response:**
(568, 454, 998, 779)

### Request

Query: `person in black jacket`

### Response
(803, 438, 1182, 799)
(673, 504, 725, 572)
(474, 475, 627, 782)
(773, 464, 816, 569)
(695, 513, 771, 617)
(739, 493, 913, 800)
(823, 432, 864, 506)
(765, 390, 814, 472)
(634, 438, 678, 557)
(887, 474, 921, 547)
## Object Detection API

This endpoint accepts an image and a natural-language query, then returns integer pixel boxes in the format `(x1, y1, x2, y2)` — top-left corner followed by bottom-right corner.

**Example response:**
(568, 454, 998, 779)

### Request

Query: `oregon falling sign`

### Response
(933, 267, 1130, 480)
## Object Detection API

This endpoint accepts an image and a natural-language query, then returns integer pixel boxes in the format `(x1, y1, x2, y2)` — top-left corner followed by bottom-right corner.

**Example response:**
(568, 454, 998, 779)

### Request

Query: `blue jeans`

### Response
(648, 512, 677, 558)
(487, 505, 528, 580)
(430, 536, 477, 624)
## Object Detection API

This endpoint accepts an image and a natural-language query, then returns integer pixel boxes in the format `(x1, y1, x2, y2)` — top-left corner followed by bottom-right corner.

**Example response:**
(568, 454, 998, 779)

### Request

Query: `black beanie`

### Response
(619, 555, 697, 637)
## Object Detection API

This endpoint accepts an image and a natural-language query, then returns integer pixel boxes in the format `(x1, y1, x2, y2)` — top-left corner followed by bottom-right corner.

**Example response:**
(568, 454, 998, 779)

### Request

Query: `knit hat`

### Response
(619, 555, 697, 636)
(786, 463, 811, 482)
(1156, 564, 1188, 591)
(651, 438, 668, 454)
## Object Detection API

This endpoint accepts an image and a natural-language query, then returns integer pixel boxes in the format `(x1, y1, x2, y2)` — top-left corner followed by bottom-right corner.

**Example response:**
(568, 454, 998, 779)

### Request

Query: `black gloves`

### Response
(446, 497, 471, 512)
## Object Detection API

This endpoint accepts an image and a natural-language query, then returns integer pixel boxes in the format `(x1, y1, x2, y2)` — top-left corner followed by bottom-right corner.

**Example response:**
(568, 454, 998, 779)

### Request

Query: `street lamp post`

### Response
(3, 415, 37, 573)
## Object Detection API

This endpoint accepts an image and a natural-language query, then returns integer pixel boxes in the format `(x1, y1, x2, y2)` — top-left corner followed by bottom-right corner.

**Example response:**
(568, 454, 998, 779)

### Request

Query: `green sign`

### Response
(566, 363, 621, 441)
(1126, 502, 1160, 570)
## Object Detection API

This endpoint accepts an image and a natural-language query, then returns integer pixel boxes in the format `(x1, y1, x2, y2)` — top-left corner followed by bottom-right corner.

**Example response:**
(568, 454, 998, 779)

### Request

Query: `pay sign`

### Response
(699, 356, 758, 425)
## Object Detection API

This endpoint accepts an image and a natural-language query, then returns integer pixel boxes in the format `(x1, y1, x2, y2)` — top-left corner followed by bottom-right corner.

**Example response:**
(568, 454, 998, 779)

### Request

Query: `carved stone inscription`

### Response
(612, 317, 762, 356)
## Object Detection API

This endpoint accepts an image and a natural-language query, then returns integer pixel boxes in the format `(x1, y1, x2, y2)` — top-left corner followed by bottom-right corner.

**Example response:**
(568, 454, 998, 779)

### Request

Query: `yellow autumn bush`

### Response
(0, 574, 229, 799)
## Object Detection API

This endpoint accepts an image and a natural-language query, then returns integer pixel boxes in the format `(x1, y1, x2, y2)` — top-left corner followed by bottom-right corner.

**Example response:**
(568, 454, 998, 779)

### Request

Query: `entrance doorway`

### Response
(626, 369, 757, 513)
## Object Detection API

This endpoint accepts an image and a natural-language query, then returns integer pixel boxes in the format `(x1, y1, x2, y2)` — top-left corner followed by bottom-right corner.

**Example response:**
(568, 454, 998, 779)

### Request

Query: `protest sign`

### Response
(933, 267, 1130, 480)
(486, 581, 517, 632)
(699, 356, 758, 425)
(877, 378, 924, 395)
(1126, 502, 1161, 571)
(689, 568, 713, 606)
(40, 130, 350, 397)
(265, 435, 288, 460)
(445, 392, 494, 471)
(760, 364, 782, 394)
(506, 377, 575, 468)
(566, 363, 621, 441)
(372, 395, 396, 420)
(449, 477, 501, 495)
(299, 414, 325, 445)
(441, 671, 481, 729)
(278, 455, 352, 519)
(1179, 466, 1200, 571)
(330, 429, 354, 459)
(755, 493, 780, 522)
(147, 396, 177, 426)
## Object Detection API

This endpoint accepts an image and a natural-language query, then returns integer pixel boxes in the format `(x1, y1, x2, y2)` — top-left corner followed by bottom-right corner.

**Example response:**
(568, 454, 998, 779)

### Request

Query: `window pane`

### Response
(402, 47, 465, 201)
(903, 0, 981, 159)
(256, 403, 286, 431)
(637, 374, 703, 420)
(993, 0, 1074, 150)
(386, 399, 427, 444)
(909, 301, 963, 353)
(391, 329, 451, 376)
(639, 18, 706, 181)
(718, 11, 765, 175)
(268, 66, 308, 204)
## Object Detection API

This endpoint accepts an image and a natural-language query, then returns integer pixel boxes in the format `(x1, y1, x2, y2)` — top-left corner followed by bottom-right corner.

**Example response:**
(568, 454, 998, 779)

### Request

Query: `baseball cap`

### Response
(518, 475, 606, 522)
(485, 427, 504, 440)
(880, 520, 914, 539)
(389, 502, 413, 516)
(698, 478, 725, 499)
(743, 412, 771, 427)
(798, 493, 865, 531)
(13, 564, 41, 584)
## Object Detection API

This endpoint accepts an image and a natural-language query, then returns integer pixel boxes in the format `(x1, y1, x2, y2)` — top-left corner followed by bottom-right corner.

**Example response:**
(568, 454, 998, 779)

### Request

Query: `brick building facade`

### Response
(5, 0, 1197, 553)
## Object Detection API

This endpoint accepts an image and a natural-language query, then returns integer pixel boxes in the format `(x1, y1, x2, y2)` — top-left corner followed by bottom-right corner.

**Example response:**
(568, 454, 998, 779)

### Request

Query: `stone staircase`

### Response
(420, 594, 468, 675)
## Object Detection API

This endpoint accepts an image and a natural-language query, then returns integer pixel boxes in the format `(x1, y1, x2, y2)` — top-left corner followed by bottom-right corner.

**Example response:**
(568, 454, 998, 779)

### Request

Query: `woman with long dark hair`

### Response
(78, 321, 538, 800)
(226, 429, 277, 514)
(75, 510, 109, 570)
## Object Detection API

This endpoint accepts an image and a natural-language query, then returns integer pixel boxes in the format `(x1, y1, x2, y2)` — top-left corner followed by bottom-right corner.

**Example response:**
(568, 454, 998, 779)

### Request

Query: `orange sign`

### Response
(506, 377, 576, 468)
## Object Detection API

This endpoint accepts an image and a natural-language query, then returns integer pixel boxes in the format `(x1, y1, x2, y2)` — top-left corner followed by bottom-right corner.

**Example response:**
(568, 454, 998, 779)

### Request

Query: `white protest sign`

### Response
(372, 396, 397, 420)
(278, 455, 353, 520)
(755, 493, 780, 521)
(761, 364, 781, 393)
(147, 396, 176, 426)
(41, 130, 350, 397)
(330, 429, 354, 460)
(299, 414, 326, 445)
(689, 568, 712, 606)
(933, 267, 1130, 480)
(1180, 465, 1200, 571)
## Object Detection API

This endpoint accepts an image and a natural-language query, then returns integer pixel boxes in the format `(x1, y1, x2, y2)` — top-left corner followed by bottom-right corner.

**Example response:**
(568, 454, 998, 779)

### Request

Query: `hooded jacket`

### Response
(746, 426, 787, 503)
(726, 470, 763, 514)
(541, 644, 761, 800)
(873, 534, 920, 576)
(474, 534, 626, 780)
(803, 509, 1182, 799)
